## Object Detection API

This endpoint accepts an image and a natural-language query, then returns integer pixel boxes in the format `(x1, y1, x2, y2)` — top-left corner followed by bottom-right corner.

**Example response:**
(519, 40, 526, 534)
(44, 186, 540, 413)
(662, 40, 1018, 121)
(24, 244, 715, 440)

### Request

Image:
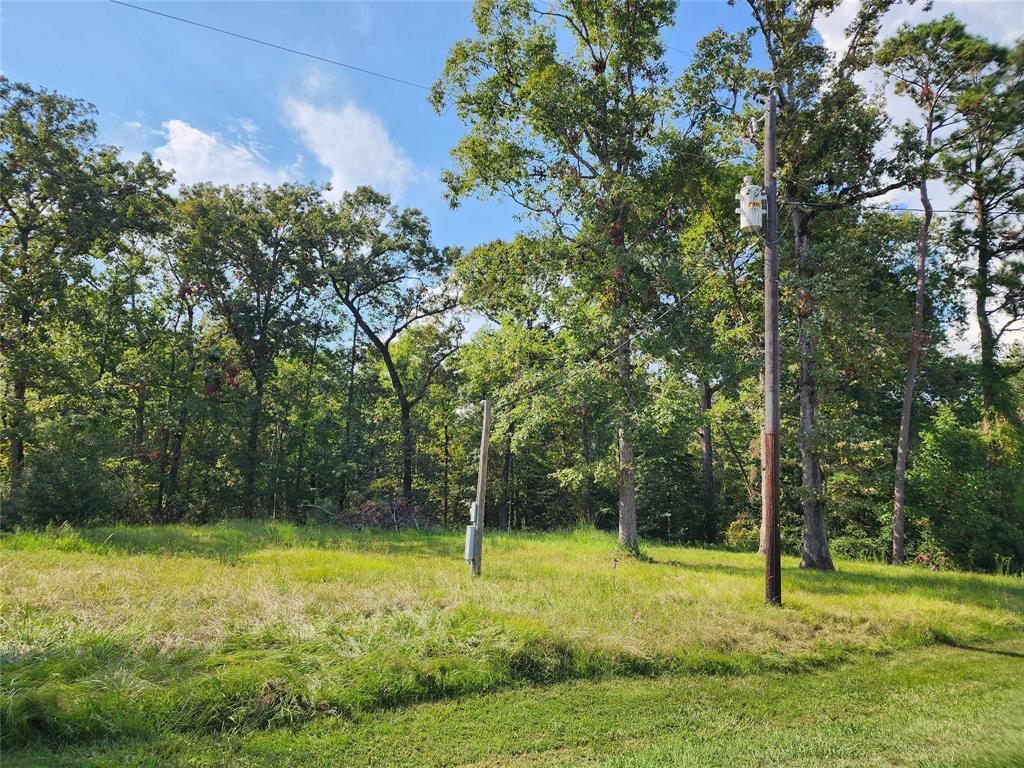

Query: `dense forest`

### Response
(2, 0, 1023, 573)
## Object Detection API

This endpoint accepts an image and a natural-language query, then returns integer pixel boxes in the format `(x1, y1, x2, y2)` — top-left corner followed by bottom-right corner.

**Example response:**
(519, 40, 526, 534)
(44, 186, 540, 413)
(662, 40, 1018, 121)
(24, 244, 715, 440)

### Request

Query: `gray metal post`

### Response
(471, 399, 491, 576)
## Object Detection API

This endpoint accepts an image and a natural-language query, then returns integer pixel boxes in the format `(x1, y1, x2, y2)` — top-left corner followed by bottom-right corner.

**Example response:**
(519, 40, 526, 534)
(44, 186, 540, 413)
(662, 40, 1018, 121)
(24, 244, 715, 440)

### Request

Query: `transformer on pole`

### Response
(736, 176, 766, 233)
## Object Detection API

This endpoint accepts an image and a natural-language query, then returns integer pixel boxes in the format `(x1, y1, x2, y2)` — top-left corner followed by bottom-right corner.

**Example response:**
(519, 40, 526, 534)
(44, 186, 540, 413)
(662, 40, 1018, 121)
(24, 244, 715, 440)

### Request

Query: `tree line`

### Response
(2, 0, 1023, 573)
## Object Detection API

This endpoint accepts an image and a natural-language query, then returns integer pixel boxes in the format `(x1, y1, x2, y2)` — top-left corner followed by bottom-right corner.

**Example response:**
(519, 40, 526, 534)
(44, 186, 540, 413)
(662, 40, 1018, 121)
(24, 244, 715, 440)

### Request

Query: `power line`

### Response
(793, 199, 971, 215)
(107, 0, 430, 91)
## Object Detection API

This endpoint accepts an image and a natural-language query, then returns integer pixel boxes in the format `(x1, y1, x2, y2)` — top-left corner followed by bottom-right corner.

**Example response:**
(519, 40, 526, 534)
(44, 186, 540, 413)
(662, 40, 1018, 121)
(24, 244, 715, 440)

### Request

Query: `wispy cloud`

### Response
(153, 119, 301, 188)
(283, 97, 416, 200)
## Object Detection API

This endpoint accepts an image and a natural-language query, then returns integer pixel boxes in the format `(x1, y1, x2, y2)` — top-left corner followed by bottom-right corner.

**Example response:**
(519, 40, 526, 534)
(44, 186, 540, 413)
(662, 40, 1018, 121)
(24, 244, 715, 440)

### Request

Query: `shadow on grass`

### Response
(650, 555, 1024, 614)
(13, 521, 464, 563)
(936, 640, 1024, 659)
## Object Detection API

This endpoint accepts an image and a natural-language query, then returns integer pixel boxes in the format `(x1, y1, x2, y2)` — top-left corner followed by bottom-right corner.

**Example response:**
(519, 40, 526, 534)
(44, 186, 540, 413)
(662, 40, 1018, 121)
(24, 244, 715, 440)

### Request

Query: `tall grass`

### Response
(2, 522, 1022, 747)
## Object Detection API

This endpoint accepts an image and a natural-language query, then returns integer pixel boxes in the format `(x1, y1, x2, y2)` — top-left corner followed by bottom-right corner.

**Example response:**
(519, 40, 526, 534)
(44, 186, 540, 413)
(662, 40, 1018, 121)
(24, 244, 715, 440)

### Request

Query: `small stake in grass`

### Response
(461, 399, 491, 577)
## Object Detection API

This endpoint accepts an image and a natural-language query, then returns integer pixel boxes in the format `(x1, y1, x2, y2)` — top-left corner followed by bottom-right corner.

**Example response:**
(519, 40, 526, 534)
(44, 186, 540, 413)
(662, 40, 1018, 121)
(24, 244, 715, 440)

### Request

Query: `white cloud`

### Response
(284, 97, 416, 200)
(816, 0, 1024, 56)
(153, 119, 301, 187)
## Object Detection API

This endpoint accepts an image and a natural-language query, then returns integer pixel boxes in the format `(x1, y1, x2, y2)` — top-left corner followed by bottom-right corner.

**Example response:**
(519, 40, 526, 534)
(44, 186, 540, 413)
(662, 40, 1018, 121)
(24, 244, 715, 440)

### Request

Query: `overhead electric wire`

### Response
(792, 199, 968, 215)
(107, 0, 430, 91)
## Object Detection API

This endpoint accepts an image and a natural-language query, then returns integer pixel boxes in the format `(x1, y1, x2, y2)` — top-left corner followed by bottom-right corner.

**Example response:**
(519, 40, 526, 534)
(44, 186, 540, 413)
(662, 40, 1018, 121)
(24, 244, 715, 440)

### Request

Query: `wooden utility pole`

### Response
(763, 93, 782, 606)
(471, 399, 492, 577)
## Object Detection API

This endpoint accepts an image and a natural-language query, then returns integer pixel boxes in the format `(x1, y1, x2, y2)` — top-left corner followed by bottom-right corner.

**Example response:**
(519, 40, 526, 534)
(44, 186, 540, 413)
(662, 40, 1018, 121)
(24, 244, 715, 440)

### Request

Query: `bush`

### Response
(724, 514, 760, 551)
(907, 407, 1024, 573)
(5, 446, 131, 528)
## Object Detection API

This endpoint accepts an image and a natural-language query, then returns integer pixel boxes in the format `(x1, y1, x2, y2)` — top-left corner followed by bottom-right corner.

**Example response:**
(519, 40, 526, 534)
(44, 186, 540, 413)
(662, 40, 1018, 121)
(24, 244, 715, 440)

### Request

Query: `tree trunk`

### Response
(443, 424, 450, 526)
(399, 400, 414, 500)
(8, 306, 30, 493)
(244, 379, 265, 515)
(163, 408, 188, 522)
(617, 328, 639, 552)
(794, 209, 834, 571)
(133, 389, 146, 456)
(893, 173, 933, 564)
(269, 418, 285, 518)
(499, 426, 513, 531)
(339, 326, 360, 509)
(974, 187, 996, 434)
(291, 334, 320, 517)
(699, 380, 716, 541)
(580, 402, 595, 526)
(161, 305, 195, 524)
(9, 364, 26, 494)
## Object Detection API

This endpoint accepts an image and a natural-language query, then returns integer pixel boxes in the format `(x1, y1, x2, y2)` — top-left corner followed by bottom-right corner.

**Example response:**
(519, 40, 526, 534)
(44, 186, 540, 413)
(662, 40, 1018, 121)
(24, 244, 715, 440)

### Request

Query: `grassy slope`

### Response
(2, 522, 1022, 766)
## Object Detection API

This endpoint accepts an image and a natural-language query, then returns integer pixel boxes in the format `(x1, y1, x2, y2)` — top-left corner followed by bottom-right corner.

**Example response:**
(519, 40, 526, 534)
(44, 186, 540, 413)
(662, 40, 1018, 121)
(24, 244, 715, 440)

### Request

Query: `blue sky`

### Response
(1, 0, 742, 251)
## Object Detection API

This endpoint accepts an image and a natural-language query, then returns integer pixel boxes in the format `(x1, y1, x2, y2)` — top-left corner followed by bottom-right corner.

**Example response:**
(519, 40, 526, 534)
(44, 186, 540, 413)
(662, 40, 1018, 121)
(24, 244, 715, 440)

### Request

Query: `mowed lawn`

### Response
(1, 522, 1022, 766)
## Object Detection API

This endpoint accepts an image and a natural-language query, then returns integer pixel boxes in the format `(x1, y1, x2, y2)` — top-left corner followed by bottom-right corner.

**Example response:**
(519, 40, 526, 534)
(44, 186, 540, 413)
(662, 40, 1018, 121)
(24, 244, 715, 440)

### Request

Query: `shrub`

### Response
(725, 514, 760, 551)
(907, 407, 1024, 573)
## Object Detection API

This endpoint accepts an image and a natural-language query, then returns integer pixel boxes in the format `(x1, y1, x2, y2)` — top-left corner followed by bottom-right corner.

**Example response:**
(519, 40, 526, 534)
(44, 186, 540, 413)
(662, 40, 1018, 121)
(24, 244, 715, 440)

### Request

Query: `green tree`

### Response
(321, 186, 459, 500)
(735, 0, 906, 569)
(942, 38, 1024, 431)
(175, 182, 326, 513)
(0, 77, 169, 496)
(876, 16, 999, 563)
(432, 0, 698, 552)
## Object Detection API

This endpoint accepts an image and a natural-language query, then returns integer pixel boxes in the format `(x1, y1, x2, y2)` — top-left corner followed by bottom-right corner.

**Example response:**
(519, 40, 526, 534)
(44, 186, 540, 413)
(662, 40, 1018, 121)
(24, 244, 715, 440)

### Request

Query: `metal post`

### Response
(763, 93, 782, 606)
(471, 399, 491, 576)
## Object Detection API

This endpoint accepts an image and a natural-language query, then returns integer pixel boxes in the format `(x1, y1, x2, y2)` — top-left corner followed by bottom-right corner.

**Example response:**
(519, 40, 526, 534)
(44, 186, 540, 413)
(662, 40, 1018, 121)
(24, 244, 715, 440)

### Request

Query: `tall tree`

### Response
(176, 183, 325, 513)
(877, 16, 997, 564)
(0, 77, 169, 495)
(432, 0, 699, 553)
(736, 0, 905, 568)
(321, 186, 459, 500)
(942, 38, 1024, 432)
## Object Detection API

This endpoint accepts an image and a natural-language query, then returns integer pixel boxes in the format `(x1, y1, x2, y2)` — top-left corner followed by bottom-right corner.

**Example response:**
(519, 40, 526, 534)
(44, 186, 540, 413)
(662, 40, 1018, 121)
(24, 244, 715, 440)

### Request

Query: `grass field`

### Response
(1, 521, 1022, 766)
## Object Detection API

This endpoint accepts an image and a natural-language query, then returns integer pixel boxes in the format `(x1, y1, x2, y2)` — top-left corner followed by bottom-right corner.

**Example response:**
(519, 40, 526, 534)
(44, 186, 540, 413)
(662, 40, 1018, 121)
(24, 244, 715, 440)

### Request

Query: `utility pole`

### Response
(471, 399, 492, 577)
(762, 93, 782, 606)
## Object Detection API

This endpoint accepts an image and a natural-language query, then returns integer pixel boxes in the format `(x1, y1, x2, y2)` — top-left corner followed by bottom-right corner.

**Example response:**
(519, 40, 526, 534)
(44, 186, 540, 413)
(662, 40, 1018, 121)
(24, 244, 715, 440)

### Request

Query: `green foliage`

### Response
(907, 407, 1024, 572)
(724, 514, 760, 551)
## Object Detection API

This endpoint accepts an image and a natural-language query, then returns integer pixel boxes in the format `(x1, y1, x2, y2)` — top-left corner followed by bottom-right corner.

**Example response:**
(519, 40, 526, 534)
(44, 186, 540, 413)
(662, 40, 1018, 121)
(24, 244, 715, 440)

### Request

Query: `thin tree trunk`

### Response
(699, 380, 716, 541)
(244, 379, 265, 515)
(580, 402, 595, 526)
(893, 172, 933, 564)
(339, 326, 359, 509)
(269, 418, 285, 518)
(291, 331, 321, 516)
(164, 409, 188, 522)
(8, 306, 30, 493)
(9, 365, 26, 493)
(161, 304, 195, 523)
(974, 186, 996, 434)
(617, 328, 638, 552)
(499, 425, 512, 531)
(794, 209, 834, 571)
(443, 424, 450, 526)
(134, 389, 146, 455)
(400, 401, 414, 500)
